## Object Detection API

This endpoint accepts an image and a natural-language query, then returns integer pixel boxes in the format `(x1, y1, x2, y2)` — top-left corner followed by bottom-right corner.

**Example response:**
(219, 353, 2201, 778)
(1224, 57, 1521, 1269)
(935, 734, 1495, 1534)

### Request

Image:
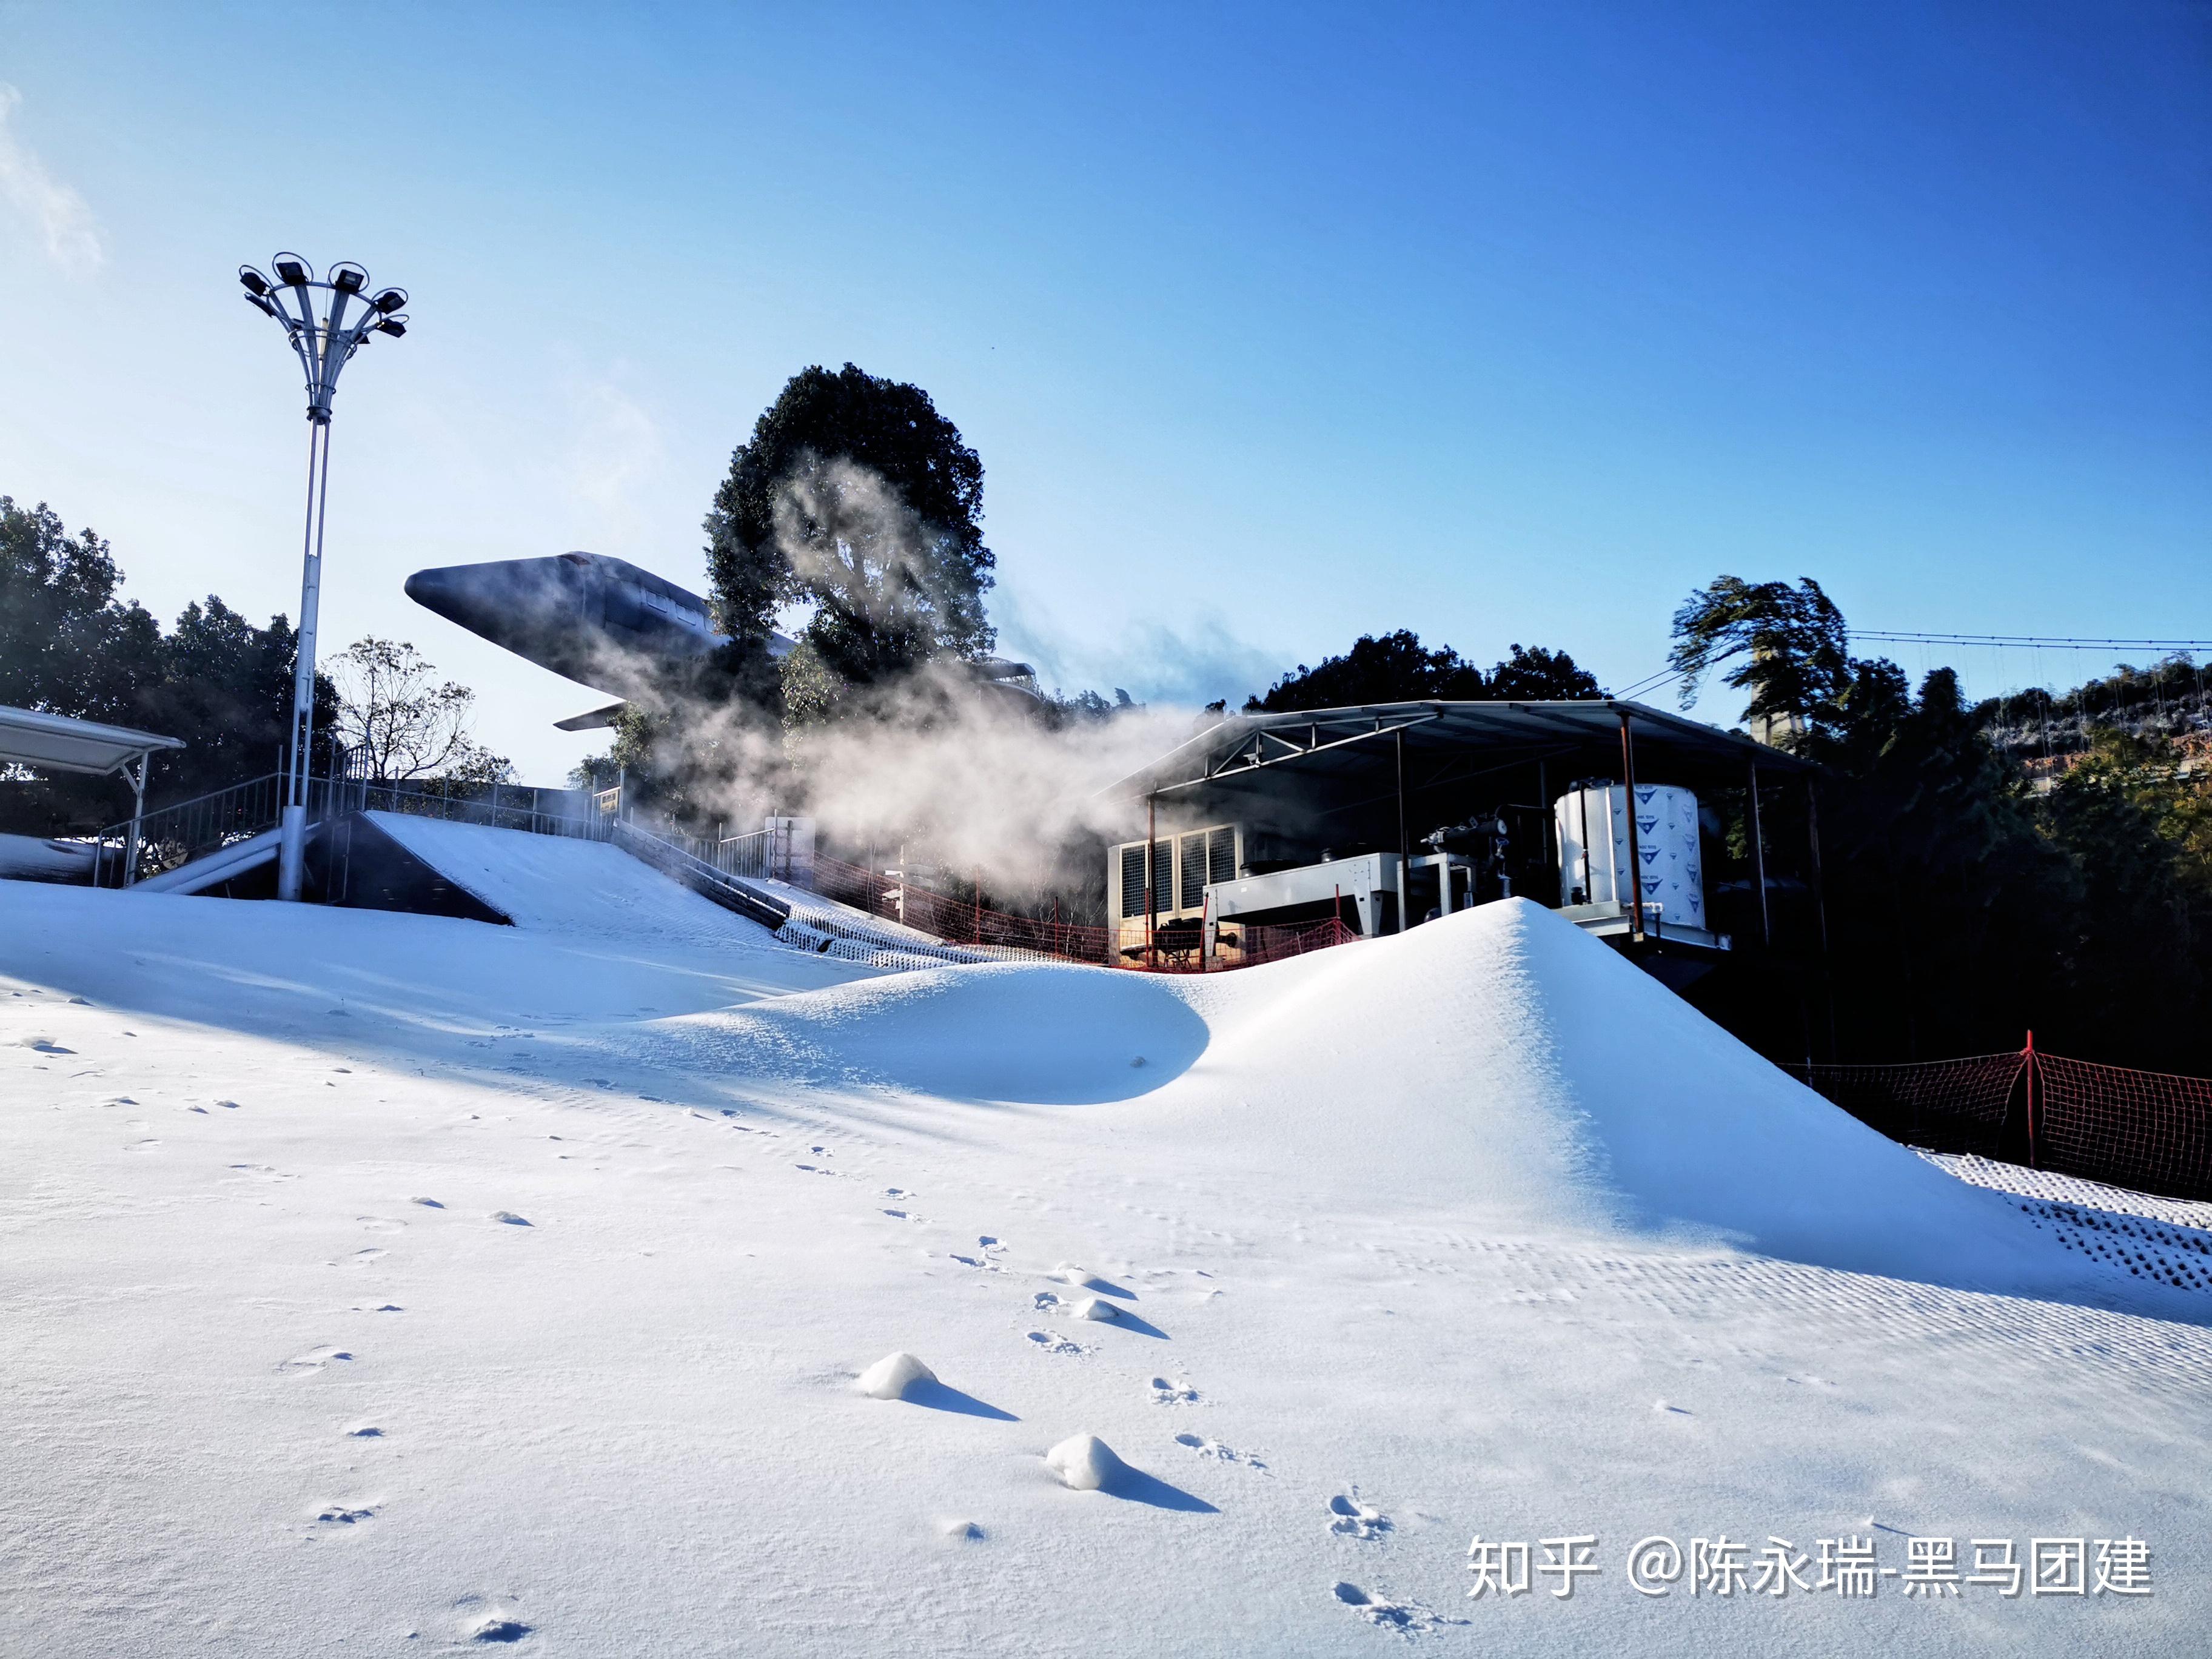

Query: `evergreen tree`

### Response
(1667, 575, 1852, 745)
(705, 363, 994, 697)
(1245, 631, 1599, 711)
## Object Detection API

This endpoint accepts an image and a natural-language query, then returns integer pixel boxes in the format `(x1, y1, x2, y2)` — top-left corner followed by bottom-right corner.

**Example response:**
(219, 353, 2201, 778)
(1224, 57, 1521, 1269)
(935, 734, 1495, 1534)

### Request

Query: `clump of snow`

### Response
(1073, 1296, 1117, 1322)
(1044, 1433, 1124, 1491)
(1050, 1263, 1105, 1289)
(855, 1351, 937, 1401)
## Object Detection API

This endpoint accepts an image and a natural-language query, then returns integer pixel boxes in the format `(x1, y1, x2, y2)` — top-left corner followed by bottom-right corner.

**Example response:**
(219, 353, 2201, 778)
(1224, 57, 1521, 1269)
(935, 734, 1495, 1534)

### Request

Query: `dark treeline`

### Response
(0, 497, 337, 836)
(1, 496, 504, 839)
(1670, 577, 2212, 1075)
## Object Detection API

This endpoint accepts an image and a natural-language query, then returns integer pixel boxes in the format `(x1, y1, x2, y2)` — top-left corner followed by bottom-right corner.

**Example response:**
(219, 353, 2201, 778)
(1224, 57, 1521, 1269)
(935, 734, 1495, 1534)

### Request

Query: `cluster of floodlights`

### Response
(236, 255, 409, 423)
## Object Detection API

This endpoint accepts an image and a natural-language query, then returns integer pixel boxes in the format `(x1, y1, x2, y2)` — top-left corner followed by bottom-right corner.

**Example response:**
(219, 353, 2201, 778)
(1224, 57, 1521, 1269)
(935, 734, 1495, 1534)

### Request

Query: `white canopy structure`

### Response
(0, 705, 184, 886)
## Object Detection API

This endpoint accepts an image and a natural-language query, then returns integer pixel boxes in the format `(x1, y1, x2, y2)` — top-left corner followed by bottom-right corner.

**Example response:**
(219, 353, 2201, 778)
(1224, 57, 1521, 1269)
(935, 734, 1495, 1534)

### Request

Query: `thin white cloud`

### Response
(565, 377, 665, 531)
(0, 84, 104, 275)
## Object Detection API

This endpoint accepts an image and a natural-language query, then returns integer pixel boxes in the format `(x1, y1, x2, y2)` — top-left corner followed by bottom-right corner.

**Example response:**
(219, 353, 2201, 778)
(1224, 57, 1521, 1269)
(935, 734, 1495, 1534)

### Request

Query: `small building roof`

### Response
(1100, 699, 1811, 809)
(0, 704, 186, 777)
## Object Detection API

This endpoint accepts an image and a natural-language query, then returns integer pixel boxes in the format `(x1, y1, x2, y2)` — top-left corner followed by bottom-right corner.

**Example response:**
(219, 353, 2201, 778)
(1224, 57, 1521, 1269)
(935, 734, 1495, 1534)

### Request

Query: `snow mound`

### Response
(1044, 1433, 1124, 1490)
(1073, 1297, 1117, 1322)
(1144, 898, 2114, 1291)
(854, 1351, 937, 1400)
(694, 962, 1210, 1104)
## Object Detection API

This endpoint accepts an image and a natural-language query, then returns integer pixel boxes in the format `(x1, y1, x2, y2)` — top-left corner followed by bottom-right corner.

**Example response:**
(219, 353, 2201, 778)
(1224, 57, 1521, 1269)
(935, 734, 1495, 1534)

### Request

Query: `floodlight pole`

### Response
(279, 418, 335, 899)
(236, 254, 409, 901)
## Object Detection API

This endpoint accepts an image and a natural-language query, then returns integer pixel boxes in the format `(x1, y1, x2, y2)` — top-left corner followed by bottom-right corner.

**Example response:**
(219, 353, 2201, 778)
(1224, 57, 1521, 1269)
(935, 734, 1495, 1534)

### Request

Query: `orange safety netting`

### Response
(1790, 1042, 2212, 1203)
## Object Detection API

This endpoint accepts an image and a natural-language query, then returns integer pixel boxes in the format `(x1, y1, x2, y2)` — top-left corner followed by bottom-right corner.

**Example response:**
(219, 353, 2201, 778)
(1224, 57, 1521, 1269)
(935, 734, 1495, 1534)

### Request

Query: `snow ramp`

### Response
(363, 811, 782, 948)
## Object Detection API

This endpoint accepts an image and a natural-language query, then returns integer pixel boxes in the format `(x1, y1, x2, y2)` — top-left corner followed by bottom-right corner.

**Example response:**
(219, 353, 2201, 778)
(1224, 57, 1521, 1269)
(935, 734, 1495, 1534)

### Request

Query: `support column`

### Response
(1145, 793, 1158, 970)
(1394, 728, 1410, 932)
(1536, 758, 1550, 899)
(1747, 759, 1771, 947)
(1807, 776, 1836, 1059)
(1618, 708, 1645, 942)
(122, 751, 147, 890)
(278, 418, 333, 902)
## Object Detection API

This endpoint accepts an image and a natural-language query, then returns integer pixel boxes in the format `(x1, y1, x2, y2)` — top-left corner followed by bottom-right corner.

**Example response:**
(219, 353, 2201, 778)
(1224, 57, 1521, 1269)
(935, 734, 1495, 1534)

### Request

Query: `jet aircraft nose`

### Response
(403, 564, 459, 617)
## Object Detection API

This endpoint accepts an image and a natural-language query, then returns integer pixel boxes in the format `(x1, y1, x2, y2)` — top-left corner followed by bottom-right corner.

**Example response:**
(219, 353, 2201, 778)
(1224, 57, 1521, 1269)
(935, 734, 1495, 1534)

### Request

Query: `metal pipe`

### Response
(1618, 709, 1645, 941)
(1747, 759, 1771, 947)
(1578, 778, 1593, 905)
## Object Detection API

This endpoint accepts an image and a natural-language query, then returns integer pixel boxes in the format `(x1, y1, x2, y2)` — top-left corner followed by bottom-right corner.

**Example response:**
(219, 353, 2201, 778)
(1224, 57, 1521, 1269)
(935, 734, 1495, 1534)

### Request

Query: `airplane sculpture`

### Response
(405, 552, 1038, 729)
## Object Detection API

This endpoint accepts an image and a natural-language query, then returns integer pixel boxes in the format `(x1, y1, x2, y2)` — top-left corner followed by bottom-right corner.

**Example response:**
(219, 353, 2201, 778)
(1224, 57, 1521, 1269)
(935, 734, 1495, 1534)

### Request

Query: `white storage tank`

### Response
(1555, 783, 1706, 932)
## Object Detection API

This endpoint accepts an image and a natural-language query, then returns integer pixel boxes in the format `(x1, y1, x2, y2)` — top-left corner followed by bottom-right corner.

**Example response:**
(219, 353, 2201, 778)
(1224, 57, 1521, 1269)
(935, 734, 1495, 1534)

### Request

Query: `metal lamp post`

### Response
(238, 253, 409, 901)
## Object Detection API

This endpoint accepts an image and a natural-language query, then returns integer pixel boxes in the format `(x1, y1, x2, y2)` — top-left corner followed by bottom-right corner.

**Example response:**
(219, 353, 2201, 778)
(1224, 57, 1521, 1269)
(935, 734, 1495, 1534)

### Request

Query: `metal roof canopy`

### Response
(0, 705, 184, 777)
(1102, 699, 1811, 807)
(1101, 698, 1820, 956)
(0, 705, 185, 888)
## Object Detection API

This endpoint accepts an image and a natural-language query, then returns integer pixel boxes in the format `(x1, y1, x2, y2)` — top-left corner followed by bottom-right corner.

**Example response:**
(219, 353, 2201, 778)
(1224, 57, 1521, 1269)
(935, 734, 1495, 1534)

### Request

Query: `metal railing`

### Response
(88, 770, 342, 886)
(354, 777, 605, 842)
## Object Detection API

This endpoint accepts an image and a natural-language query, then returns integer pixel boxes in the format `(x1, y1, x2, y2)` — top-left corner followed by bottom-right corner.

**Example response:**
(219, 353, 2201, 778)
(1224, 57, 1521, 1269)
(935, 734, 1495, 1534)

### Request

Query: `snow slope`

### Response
(2, 880, 2205, 1657)
(364, 812, 787, 948)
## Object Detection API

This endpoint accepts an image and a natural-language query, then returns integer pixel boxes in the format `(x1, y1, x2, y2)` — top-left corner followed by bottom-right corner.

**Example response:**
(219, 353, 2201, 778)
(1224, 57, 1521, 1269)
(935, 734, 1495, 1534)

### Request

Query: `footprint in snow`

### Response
(314, 1503, 377, 1526)
(1033, 1292, 1062, 1311)
(880, 1209, 917, 1221)
(1149, 1376, 1200, 1406)
(1329, 1492, 1392, 1540)
(346, 1424, 384, 1438)
(1176, 1433, 1266, 1472)
(1025, 1330, 1087, 1356)
(1331, 1582, 1458, 1632)
(492, 1212, 531, 1227)
(278, 1346, 354, 1376)
(452, 1595, 531, 1643)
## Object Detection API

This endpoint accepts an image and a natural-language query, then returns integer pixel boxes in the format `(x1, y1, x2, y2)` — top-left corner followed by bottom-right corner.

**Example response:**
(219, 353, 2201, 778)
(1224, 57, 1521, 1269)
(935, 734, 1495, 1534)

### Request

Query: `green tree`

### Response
(1247, 629, 1486, 711)
(0, 497, 159, 727)
(705, 363, 994, 695)
(2, 499, 345, 834)
(1487, 643, 1602, 700)
(1667, 575, 1852, 745)
(1245, 631, 1599, 711)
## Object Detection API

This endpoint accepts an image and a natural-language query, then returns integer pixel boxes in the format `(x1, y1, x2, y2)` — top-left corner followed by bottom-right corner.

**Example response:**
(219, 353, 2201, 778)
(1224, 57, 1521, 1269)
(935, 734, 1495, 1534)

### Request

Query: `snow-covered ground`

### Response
(3, 828, 2206, 1656)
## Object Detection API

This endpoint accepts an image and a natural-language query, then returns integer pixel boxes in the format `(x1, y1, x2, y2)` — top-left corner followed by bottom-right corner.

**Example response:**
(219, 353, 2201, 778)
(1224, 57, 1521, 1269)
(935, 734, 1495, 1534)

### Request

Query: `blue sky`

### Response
(2, 2, 2206, 780)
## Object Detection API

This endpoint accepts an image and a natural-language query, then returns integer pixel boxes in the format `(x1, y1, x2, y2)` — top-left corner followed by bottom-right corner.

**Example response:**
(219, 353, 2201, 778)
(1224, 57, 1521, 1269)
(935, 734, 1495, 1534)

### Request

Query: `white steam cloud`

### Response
(0, 85, 104, 275)
(592, 460, 1230, 900)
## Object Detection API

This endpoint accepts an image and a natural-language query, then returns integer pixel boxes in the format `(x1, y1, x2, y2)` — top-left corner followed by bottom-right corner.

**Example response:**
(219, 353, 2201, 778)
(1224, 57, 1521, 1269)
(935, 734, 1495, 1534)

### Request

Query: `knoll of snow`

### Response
(1044, 1433, 1124, 1491)
(3, 868, 2207, 1657)
(857, 1351, 939, 1400)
